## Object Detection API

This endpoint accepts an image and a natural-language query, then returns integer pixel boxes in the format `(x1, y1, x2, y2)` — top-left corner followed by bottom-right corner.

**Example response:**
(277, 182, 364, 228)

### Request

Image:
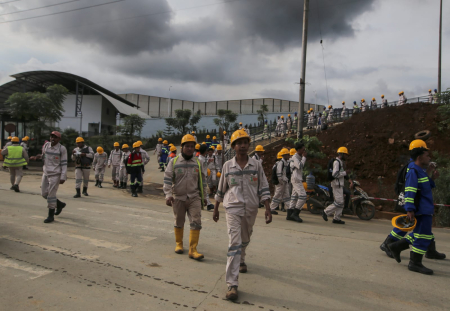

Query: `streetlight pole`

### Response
(297, 0, 310, 138)
(168, 86, 173, 117)
(438, 0, 442, 94)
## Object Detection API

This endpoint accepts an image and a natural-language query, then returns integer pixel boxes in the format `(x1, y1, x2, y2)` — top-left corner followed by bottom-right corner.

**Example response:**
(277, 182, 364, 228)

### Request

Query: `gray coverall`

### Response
(108, 149, 122, 181)
(71, 145, 94, 189)
(289, 153, 307, 211)
(324, 158, 347, 221)
(93, 152, 108, 182)
(270, 158, 291, 211)
(119, 151, 131, 183)
(41, 142, 68, 209)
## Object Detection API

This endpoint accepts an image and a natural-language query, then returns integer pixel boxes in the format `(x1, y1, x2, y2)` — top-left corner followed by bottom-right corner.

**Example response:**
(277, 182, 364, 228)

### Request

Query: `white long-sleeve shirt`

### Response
(290, 153, 306, 184)
(42, 142, 68, 180)
(331, 157, 347, 188)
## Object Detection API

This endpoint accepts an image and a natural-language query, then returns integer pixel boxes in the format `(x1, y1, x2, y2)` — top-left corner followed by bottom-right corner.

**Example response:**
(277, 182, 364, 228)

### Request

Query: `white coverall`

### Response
(428, 93, 433, 104)
(93, 152, 108, 182)
(41, 142, 68, 209)
(280, 119, 286, 136)
(1, 145, 29, 186)
(361, 102, 367, 112)
(20, 141, 29, 154)
(381, 99, 388, 108)
(341, 105, 347, 118)
(289, 153, 307, 211)
(398, 95, 407, 106)
(119, 151, 131, 183)
(154, 143, 163, 165)
(371, 100, 377, 109)
(139, 147, 150, 176)
(286, 117, 292, 133)
(215, 157, 271, 287)
(108, 149, 122, 181)
(206, 155, 218, 189)
(327, 109, 333, 122)
(270, 158, 291, 211)
(198, 154, 213, 207)
(275, 119, 281, 135)
(252, 153, 263, 164)
(72, 145, 94, 189)
(324, 158, 347, 221)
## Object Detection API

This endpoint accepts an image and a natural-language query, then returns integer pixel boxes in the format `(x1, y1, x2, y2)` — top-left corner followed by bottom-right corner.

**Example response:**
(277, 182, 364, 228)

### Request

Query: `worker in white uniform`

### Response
(108, 142, 123, 188)
(287, 142, 307, 223)
(341, 101, 347, 118)
(252, 145, 264, 163)
(322, 147, 353, 225)
(398, 91, 407, 106)
(20, 136, 30, 170)
(119, 144, 130, 189)
(270, 148, 291, 215)
(361, 99, 367, 112)
(198, 144, 215, 211)
(381, 95, 388, 108)
(72, 137, 94, 198)
(93, 147, 108, 188)
(154, 138, 163, 168)
(371, 97, 377, 109)
(213, 129, 272, 301)
(327, 105, 334, 124)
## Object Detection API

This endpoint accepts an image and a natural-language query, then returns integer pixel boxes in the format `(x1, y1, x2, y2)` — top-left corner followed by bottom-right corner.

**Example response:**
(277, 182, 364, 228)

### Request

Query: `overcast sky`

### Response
(0, 0, 448, 105)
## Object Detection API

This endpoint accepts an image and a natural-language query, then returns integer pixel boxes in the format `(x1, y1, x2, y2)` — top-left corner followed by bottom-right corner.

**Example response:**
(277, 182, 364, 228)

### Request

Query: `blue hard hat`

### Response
(353, 101, 356, 104)
(434, 89, 437, 92)
(295, 112, 297, 114)
(265, 119, 267, 122)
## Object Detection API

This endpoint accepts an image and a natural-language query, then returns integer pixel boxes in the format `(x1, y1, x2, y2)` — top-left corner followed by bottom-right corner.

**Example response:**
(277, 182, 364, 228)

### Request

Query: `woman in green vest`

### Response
(1, 137, 29, 192)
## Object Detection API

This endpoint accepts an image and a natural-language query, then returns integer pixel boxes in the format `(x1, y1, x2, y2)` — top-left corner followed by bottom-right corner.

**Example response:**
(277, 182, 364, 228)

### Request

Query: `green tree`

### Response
(165, 109, 202, 134)
(213, 109, 238, 133)
(436, 88, 450, 131)
(431, 151, 450, 227)
(118, 114, 146, 142)
(257, 103, 268, 124)
(286, 135, 326, 176)
(5, 84, 68, 152)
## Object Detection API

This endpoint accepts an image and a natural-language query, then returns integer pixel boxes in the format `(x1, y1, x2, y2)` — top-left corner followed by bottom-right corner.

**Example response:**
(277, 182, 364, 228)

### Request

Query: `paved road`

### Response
(1, 170, 449, 311)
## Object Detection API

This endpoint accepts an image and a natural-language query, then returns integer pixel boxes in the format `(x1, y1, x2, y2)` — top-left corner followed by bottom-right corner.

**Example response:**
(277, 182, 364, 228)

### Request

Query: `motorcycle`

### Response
(305, 180, 376, 221)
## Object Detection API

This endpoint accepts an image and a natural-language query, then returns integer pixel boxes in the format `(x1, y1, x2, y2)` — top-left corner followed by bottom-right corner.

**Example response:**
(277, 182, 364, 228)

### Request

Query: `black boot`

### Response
(13, 184, 20, 192)
(275, 205, 280, 211)
(74, 188, 81, 198)
(332, 219, 345, 224)
(408, 251, 433, 275)
(425, 241, 446, 260)
(119, 182, 124, 189)
(207, 204, 214, 211)
(82, 187, 89, 196)
(131, 186, 138, 197)
(380, 235, 396, 258)
(137, 185, 143, 193)
(44, 208, 55, 223)
(123, 182, 127, 189)
(270, 210, 278, 215)
(281, 203, 286, 212)
(387, 238, 410, 263)
(286, 209, 293, 220)
(95, 180, 99, 187)
(290, 208, 303, 223)
(322, 210, 328, 221)
(98, 182, 103, 188)
(55, 200, 66, 216)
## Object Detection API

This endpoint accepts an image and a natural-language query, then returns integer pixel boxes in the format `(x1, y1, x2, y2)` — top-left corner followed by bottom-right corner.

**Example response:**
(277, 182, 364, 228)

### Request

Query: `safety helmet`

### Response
(195, 143, 200, 150)
(381, 95, 384, 98)
(288, 114, 291, 117)
(434, 89, 437, 92)
(255, 145, 265, 152)
(265, 119, 268, 123)
(163, 140, 168, 144)
(192, 131, 195, 134)
(342, 101, 345, 104)
(277, 152, 282, 159)
(209, 146, 215, 150)
(181, 134, 196, 146)
(137, 141, 143, 146)
(409, 139, 429, 151)
(281, 116, 284, 119)
(230, 129, 251, 147)
(7, 136, 12, 140)
(207, 168, 211, 177)
(206, 135, 210, 139)
(202, 142, 206, 145)
(290, 148, 296, 156)
(133, 142, 140, 148)
(223, 131, 226, 134)
(114, 142, 119, 147)
(97, 147, 104, 154)
(170, 146, 177, 152)
(295, 112, 297, 115)
(11, 137, 19, 143)
(22, 137, 29, 141)
(279, 148, 290, 156)
(213, 136, 217, 140)
(372, 98, 375, 101)
(158, 138, 163, 142)
(328, 105, 332, 109)
(217, 145, 223, 151)
(429, 89, 432, 92)
(353, 101, 357, 104)
(392, 215, 417, 232)
(122, 144, 129, 149)
(361, 99, 365, 102)
(308, 111, 311, 114)
(76, 137, 84, 143)
(239, 122, 243, 125)
(217, 172, 221, 178)
(337, 147, 349, 154)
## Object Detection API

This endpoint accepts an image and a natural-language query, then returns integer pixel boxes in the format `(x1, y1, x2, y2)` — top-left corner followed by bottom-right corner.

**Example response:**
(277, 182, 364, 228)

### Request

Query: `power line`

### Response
(0, 0, 21, 5)
(0, 0, 84, 17)
(0, 0, 124, 24)
(315, 0, 330, 107)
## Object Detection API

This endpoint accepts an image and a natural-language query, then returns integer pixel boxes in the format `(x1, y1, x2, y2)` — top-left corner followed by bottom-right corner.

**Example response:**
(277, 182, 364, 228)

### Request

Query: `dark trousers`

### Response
(130, 172, 143, 188)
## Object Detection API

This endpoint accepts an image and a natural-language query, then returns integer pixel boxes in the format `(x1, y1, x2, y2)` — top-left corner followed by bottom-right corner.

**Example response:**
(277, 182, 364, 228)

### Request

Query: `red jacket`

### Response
(127, 152, 143, 174)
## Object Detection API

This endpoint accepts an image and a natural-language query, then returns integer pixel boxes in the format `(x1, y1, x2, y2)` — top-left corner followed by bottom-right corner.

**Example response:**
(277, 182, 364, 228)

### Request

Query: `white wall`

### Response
(57, 95, 102, 132)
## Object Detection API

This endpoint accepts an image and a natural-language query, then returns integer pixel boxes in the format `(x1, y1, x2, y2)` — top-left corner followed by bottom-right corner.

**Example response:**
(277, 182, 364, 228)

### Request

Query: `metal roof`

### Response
(0, 71, 150, 118)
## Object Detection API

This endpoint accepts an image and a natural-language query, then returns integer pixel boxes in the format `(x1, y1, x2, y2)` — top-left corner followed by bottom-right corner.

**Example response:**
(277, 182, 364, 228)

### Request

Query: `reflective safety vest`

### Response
(211, 141, 219, 148)
(4, 146, 27, 167)
(172, 156, 204, 206)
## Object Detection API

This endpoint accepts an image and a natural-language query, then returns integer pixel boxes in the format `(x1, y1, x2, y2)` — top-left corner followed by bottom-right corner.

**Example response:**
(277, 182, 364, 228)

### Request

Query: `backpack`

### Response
(394, 161, 421, 206)
(327, 158, 341, 181)
(271, 161, 291, 185)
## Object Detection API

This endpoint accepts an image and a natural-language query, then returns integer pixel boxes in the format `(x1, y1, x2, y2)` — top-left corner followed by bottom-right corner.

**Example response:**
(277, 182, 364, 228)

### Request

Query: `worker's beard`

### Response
(181, 153, 193, 160)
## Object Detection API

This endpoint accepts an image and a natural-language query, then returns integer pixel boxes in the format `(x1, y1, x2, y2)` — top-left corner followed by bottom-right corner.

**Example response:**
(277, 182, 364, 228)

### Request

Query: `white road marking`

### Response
(0, 257, 52, 280)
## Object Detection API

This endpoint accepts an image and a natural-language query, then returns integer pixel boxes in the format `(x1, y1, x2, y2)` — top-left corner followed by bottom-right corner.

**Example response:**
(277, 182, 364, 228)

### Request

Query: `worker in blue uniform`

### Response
(160, 140, 170, 172)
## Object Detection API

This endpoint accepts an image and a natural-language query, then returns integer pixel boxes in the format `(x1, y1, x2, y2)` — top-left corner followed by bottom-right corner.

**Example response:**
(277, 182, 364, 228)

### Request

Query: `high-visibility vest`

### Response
(173, 156, 204, 207)
(4, 146, 27, 167)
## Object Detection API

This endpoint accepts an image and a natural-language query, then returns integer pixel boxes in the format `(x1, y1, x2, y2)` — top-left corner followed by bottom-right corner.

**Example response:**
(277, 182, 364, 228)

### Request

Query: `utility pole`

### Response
(297, 0, 309, 138)
(438, 0, 442, 94)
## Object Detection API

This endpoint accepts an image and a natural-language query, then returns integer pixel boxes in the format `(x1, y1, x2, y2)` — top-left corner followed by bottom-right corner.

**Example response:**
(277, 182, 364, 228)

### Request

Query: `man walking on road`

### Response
(322, 147, 352, 225)
(72, 137, 94, 198)
(163, 134, 207, 260)
(213, 129, 272, 301)
(108, 142, 122, 188)
(270, 148, 291, 215)
(287, 142, 307, 223)
(118, 144, 130, 189)
(93, 147, 108, 188)
(1, 136, 29, 192)
(40, 131, 67, 223)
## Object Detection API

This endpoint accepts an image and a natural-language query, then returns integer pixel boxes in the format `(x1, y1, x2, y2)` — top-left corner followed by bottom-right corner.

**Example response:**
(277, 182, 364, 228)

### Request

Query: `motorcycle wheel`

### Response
(306, 197, 324, 214)
(356, 203, 375, 220)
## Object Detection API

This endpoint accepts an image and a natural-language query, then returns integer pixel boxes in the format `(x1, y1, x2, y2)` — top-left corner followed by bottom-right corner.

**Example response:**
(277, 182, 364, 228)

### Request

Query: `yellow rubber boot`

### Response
(188, 229, 204, 260)
(174, 227, 184, 254)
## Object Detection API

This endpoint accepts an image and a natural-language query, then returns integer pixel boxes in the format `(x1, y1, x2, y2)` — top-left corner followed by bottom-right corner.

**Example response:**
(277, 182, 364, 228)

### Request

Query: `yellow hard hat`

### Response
(206, 135, 210, 139)
(213, 136, 217, 140)
(11, 137, 19, 143)
(288, 114, 291, 117)
(290, 148, 296, 156)
(217, 145, 223, 151)
(372, 97, 375, 101)
(181, 134, 196, 146)
(255, 145, 265, 152)
(223, 131, 226, 134)
(230, 129, 251, 146)
(169, 143, 174, 147)
(361, 99, 365, 102)
(122, 144, 129, 149)
(342, 101, 345, 104)
(277, 152, 282, 159)
(195, 144, 200, 150)
(308, 111, 310, 114)
(22, 137, 29, 141)
(114, 142, 119, 147)
(7, 136, 12, 140)
(409, 139, 429, 150)
(158, 138, 163, 142)
(392, 215, 417, 232)
(137, 141, 143, 146)
(337, 147, 349, 154)
(170, 146, 177, 152)
(209, 146, 215, 150)
(163, 140, 168, 144)
(328, 105, 332, 109)
(202, 142, 206, 145)
(217, 172, 221, 178)
(281, 116, 284, 119)
(97, 147, 104, 154)
(239, 122, 243, 125)
(429, 89, 432, 92)
(207, 168, 211, 176)
(279, 148, 290, 156)
(133, 142, 140, 148)
(381, 95, 385, 98)
(76, 137, 84, 143)
(192, 131, 195, 134)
